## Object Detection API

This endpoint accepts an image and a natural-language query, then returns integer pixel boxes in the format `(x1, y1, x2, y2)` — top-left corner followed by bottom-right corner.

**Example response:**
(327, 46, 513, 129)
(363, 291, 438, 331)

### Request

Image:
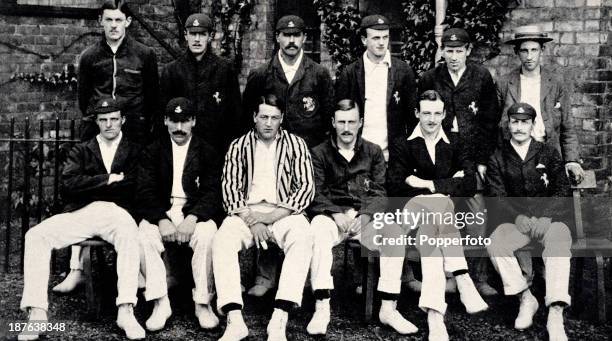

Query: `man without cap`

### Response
(306, 99, 417, 336)
(487, 102, 572, 341)
(213, 93, 314, 341)
(241, 14, 334, 297)
(497, 25, 583, 183)
(19, 99, 147, 340)
(56, 0, 161, 294)
(419, 27, 500, 296)
(77, 0, 159, 145)
(135, 97, 223, 331)
(159, 13, 242, 154)
(386, 90, 488, 341)
(335, 14, 418, 162)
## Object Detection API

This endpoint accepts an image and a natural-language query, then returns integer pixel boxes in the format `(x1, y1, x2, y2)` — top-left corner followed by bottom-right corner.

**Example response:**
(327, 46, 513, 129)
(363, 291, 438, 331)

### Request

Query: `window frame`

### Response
(0, 0, 98, 19)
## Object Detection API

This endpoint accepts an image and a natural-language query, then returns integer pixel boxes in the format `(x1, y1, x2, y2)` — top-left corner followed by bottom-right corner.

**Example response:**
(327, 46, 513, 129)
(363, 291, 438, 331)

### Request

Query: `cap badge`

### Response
(193, 19, 200, 27)
(175, 105, 182, 114)
(377, 18, 384, 24)
(288, 21, 295, 28)
(101, 101, 109, 107)
(517, 107, 525, 114)
(450, 34, 457, 41)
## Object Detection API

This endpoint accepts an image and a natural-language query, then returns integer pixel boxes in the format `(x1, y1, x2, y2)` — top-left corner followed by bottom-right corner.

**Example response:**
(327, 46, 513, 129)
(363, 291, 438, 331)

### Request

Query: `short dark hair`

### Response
(334, 99, 362, 118)
(100, 0, 131, 17)
(513, 40, 544, 54)
(417, 90, 444, 111)
(254, 93, 285, 114)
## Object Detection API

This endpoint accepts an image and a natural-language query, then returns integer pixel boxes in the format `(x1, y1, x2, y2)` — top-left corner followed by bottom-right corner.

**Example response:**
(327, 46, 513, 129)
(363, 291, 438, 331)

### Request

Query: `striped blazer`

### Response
(222, 129, 315, 215)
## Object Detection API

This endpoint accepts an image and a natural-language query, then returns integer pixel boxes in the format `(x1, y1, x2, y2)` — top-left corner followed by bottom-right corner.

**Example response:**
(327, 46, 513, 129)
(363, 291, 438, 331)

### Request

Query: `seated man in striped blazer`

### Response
(212, 93, 315, 341)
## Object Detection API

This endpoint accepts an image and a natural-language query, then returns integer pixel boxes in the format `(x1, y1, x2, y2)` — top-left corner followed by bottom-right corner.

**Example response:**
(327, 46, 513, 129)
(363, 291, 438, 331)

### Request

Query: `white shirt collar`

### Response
(96, 131, 123, 148)
(278, 49, 303, 73)
(363, 50, 392, 70)
(510, 138, 532, 160)
(407, 125, 450, 144)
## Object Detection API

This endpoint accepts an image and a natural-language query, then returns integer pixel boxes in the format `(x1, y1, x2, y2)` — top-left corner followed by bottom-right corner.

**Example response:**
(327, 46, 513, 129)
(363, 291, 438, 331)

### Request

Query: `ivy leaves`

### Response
(401, 0, 437, 77)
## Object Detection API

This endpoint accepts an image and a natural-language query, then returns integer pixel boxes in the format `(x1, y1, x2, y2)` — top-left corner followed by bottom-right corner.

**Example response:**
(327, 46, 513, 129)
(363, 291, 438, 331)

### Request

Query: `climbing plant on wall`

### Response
(444, 0, 511, 60)
(312, 0, 362, 73)
(400, 0, 437, 77)
(211, 0, 254, 69)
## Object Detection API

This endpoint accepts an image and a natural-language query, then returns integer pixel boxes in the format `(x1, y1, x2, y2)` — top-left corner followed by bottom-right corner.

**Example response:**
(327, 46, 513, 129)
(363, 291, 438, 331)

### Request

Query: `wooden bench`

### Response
(346, 170, 612, 322)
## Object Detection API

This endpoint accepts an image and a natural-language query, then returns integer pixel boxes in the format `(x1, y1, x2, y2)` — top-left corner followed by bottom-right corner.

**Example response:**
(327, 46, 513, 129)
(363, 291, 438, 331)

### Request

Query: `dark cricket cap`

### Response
(89, 98, 120, 116)
(275, 15, 305, 34)
(442, 28, 471, 47)
(165, 97, 195, 121)
(185, 13, 213, 33)
(360, 14, 390, 30)
(507, 102, 537, 120)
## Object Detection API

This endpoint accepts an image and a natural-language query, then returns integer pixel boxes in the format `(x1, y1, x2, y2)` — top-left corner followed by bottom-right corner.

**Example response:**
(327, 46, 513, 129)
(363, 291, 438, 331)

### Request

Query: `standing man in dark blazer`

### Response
(335, 14, 418, 162)
(419, 27, 500, 296)
(497, 25, 583, 183)
(159, 13, 242, 154)
(19, 99, 147, 341)
(136, 98, 223, 332)
(241, 14, 334, 297)
(487, 103, 572, 341)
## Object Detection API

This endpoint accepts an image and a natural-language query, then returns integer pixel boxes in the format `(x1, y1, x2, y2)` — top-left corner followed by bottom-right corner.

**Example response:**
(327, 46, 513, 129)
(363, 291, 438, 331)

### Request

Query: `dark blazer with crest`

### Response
(419, 63, 500, 165)
(60, 136, 141, 215)
(386, 131, 476, 199)
(335, 56, 418, 143)
(136, 136, 222, 225)
(496, 66, 580, 163)
(242, 53, 334, 148)
(487, 139, 571, 226)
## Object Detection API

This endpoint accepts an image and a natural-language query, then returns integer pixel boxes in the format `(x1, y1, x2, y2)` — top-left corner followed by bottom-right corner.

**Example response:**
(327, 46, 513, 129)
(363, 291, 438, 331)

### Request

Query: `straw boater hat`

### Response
(504, 25, 553, 45)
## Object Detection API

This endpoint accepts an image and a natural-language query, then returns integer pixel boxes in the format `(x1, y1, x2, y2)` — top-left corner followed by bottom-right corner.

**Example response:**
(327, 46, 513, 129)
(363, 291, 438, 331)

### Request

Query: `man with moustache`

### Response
(159, 13, 242, 153)
(136, 97, 222, 331)
(213, 94, 314, 341)
(18, 99, 146, 340)
(487, 103, 572, 341)
(419, 27, 500, 296)
(497, 25, 583, 183)
(335, 14, 418, 162)
(306, 100, 417, 336)
(56, 0, 160, 294)
(241, 14, 333, 297)
(386, 90, 488, 341)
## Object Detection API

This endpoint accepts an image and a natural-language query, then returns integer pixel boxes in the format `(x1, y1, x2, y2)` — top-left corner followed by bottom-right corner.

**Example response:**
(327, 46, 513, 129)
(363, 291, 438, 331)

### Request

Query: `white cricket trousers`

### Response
(20, 201, 140, 311)
(137, 201, 217, 304)
(212, 214, 313, 309)
(487, 222, 572, 306)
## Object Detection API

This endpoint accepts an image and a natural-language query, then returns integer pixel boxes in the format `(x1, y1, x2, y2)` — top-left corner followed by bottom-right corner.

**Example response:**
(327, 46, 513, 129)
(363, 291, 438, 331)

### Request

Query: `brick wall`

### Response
(483, 0, 612, 187)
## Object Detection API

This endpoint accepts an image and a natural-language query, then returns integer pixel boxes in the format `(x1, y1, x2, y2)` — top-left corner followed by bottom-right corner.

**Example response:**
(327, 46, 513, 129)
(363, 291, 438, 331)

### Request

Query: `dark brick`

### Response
(582, 156, 604, 169)
(580, 82, 607, 93)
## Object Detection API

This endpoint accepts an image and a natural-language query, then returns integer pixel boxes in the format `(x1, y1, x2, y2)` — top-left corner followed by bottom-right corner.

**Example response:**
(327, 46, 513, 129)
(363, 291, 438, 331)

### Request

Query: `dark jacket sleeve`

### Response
(400, 65, 418, 134)
(476, 70, 501, 165)
(309, 148, 344, 216)
(361, 145, 388, 217)
(187, 143, 223, 222)
(334, 66, 353, 104)
(386, 138, 412, 197)
(136, 144, 169, 224)
(317, 66, 334, 136)
(61, 144, 110, 198)
(142, 48, 160, 134)
(540, 146, 572, 219)
(486, 151, 521, 223)
(77, 51, 93, 117)
(432, 142, 476, 197)
(222, 65, 244, 151)
(557, 80, 580, 162)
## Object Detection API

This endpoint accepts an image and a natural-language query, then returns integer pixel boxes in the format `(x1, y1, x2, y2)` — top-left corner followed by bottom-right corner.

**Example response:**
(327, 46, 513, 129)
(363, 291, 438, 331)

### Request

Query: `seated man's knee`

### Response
(192, 220, 218, 243)
(212, 216, 243, 252)
(486, 223, 515, 256)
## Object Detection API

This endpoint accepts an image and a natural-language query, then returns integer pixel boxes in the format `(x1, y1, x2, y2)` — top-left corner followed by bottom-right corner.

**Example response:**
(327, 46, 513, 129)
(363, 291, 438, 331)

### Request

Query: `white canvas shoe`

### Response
(306, 299, 330, 335)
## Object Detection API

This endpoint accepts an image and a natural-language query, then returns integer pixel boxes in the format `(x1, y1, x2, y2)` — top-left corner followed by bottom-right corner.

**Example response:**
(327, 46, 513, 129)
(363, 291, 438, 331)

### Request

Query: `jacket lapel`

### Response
(289, 56, 307, 87)
(508, 69, 521, 103)
(386, 62, 396, 107)
(86, 138, 106, 172)
(270, 55, 289, 84)
(183, 137, 198, 171)
(539, 68, 554, 123)
(109, 138, 129, 173)
(524, 140, 542, 163)
(356, 58, 366, 104)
